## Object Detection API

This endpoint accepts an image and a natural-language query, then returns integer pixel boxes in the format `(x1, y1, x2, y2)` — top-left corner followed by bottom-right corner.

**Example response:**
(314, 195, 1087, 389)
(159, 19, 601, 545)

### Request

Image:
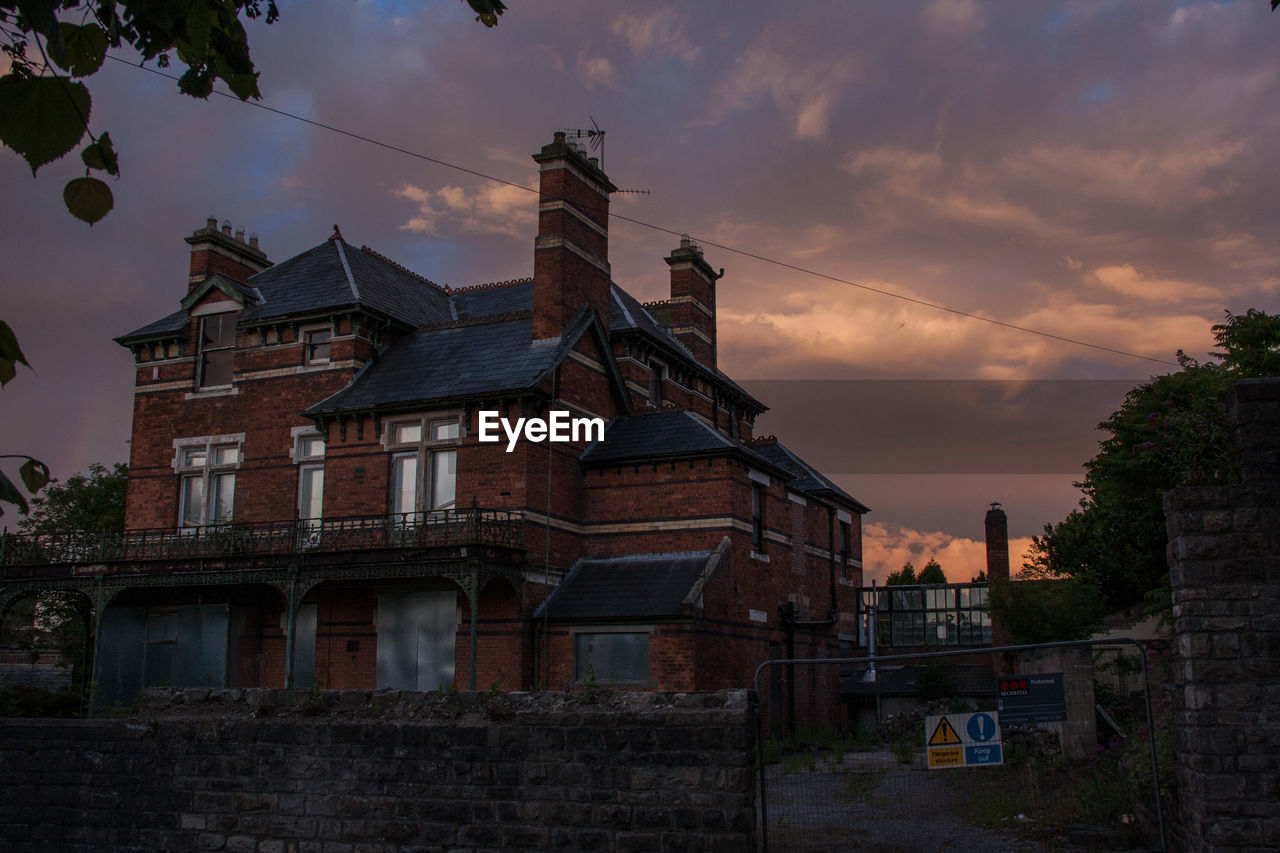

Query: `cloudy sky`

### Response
(2, 0, 1277, 582)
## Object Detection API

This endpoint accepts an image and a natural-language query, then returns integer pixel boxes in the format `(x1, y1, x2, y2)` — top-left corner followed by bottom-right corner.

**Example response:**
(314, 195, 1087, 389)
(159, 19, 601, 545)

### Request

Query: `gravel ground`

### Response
(760, 751, 1084, 853)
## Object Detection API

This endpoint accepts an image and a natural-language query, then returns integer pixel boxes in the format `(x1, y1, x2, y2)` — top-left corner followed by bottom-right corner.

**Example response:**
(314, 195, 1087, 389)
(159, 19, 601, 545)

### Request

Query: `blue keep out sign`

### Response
(966, 712, 997, 743)
(965, 744, 1003, 765)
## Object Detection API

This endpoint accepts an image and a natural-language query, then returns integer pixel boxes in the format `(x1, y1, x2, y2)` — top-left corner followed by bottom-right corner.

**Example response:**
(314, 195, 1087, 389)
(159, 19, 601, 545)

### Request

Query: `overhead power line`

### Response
(105, 55, 1180, 368)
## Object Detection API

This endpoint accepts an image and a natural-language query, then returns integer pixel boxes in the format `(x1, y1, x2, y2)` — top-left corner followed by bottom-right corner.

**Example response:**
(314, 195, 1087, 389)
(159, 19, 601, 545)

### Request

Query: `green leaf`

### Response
(183, 0, 212, 60)
(0, 319, 30, 387)
(81, 132, 119, 175)
(19, 458, 50, 493)
(0, 75, 91, 175)
(52, 23, 108, 78)
(63, 176, 113, 224)
(0, 470, 29, 515)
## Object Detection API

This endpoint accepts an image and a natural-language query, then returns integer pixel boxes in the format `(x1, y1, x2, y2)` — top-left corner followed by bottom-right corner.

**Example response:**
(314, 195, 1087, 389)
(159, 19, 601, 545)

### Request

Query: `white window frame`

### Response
(384, 414, 462, 518)
(293, 429, 326, 528)
(173, 434, 243, 528)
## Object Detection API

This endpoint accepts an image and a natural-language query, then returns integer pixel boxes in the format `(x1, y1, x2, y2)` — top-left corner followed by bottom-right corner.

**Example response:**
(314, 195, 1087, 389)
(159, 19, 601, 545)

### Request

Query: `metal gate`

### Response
(754, 639, 1168, 852)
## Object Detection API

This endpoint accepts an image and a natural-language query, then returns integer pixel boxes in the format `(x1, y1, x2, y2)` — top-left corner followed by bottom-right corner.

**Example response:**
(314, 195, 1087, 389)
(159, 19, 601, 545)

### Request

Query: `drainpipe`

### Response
(778, 601, 796, 733)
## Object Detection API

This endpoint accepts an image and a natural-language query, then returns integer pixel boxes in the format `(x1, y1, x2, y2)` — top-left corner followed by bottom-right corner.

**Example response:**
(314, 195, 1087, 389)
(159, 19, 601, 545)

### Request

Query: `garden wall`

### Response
(0, 687, 755, 852)
(1165, 377, 1280, 852)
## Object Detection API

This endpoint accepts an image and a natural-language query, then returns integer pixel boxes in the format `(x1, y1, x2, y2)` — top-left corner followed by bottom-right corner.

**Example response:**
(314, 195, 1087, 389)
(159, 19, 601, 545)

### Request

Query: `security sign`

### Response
(924, 711, 1003, 770)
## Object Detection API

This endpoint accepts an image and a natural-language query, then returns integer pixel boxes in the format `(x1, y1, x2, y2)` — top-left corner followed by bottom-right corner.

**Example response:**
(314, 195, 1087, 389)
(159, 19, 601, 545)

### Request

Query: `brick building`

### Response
(3, 133, 867, 709)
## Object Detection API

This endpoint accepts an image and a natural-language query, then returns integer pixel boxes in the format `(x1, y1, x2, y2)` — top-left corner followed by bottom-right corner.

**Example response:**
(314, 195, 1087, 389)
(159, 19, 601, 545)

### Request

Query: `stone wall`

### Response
(0, 687, 755, 853)
(1165, 378, 1280, 853)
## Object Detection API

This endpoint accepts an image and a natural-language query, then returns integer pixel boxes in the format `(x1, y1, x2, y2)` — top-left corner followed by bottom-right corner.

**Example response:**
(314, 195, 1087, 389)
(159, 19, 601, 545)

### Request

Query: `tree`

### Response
(18, 462, 126, 535)
(885, 561, 916, 585)
(1027, 308, 1280, 612)
(0, 0, 506, 224)
(916, 557, 946, 584)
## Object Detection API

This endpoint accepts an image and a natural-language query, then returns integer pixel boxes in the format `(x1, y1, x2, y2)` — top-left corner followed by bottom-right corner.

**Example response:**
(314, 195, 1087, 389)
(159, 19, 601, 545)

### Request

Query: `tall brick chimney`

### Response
(531, 132, 617, 340)
(985, 501, 1010, 583)
(664, 236, 721, 369)
(185, 216, 270, 292)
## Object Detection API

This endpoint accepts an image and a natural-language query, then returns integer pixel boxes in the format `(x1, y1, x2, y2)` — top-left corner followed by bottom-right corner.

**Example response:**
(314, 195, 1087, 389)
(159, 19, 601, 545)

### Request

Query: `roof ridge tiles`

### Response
(633, 403, 689, 416)
(412, 309, 533, 333)
(452, 277, 534, 293)
(358, 244, 450, 293)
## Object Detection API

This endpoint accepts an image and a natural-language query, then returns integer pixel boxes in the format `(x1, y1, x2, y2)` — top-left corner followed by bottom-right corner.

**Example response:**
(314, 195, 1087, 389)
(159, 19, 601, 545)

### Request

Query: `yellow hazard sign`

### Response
(928, 716, 962, 746)
(928, 746, 964, 768)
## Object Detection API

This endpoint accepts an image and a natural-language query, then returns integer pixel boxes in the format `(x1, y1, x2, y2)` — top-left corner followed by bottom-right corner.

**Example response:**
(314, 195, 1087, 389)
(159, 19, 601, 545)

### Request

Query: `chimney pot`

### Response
(249, 232, 260, 250)
(235, 227, 246, 243)
(206, 216, 218, 231)
(221, 219, 232, 236)
(588, 156, 599, 169)
(553, 131, 566, 145)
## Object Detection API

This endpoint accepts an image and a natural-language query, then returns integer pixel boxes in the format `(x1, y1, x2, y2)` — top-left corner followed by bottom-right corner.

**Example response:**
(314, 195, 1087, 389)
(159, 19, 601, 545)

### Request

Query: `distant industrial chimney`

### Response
(531, 132, 617, 340)
(664, 236, 721, 369)
(984, 501, 1010, 584)
(185, 215, 270, 291)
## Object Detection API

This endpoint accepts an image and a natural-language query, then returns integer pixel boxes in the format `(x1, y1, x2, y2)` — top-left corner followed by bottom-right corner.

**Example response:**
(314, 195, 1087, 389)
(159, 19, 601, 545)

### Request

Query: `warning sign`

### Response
(928, 716, 962, 746)
(928, 746, 964, 768)
(924, 712, 1003, 770)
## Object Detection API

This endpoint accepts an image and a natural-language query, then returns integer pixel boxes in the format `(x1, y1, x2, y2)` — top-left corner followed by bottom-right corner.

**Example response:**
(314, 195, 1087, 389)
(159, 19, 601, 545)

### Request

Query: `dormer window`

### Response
(198, 314, 236, 388)
(304, 327, 332, 365)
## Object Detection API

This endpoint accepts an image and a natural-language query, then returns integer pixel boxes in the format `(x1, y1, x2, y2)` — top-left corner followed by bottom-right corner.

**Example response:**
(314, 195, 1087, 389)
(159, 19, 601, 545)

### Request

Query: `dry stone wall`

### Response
(0, 687, 755, 853)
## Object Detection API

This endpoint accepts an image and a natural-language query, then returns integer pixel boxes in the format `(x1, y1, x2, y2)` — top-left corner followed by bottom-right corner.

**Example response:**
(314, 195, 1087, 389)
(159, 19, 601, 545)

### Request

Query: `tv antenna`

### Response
(561, 116, 607, 168)
(560, 117, 651, 196)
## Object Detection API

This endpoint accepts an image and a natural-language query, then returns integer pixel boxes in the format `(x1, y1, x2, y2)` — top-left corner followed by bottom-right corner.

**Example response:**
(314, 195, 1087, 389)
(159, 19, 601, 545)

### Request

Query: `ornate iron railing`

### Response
(0, 508, 524, 572)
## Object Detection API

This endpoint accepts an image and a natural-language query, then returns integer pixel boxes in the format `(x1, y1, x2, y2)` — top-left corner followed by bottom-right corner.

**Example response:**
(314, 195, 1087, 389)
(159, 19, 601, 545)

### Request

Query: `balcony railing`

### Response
(0, 509, 524, 572)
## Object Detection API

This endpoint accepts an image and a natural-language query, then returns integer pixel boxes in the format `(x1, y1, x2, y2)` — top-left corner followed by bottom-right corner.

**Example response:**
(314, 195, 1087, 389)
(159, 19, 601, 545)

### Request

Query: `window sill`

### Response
(838, 577, 856, 587)
(750, 550, 770, 563)
(185, 386, 239, 400)
(296, 363, 331, 373)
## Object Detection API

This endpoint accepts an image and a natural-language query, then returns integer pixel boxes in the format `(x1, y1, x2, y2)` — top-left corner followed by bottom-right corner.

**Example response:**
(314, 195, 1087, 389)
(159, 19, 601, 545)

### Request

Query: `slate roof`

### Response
(534, 550, 717, 621)
(117, 230, 762, 414)
(305, 316, 560, 415)
(749, 442, 869, 512)
(579, 410, 778, 470)
(116, 309, 189, 344)
(453, 281, 532, 320)
(239, 239, 454, 327)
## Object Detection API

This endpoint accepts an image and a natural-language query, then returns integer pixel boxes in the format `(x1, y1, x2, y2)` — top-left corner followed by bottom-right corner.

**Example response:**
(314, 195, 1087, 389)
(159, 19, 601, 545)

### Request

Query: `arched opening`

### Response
(0, 589, 94, 715)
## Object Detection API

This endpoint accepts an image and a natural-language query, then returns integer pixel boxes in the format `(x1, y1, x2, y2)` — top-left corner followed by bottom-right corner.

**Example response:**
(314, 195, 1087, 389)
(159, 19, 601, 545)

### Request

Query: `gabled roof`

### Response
(610, 285, 765, 412)
(179, 273, 261, 313)
(749, 441, 869, 513)
(579, 409, 785, 476)
(534, 539, 729, 622)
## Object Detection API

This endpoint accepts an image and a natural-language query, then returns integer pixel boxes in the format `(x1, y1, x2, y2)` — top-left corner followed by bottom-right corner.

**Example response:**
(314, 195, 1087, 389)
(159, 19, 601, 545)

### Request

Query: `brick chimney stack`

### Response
(185, 216, 271, 292)
(664, 236, 721, 369)
(984, 502, 1010, 583)
(531, 132, 617, 340)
